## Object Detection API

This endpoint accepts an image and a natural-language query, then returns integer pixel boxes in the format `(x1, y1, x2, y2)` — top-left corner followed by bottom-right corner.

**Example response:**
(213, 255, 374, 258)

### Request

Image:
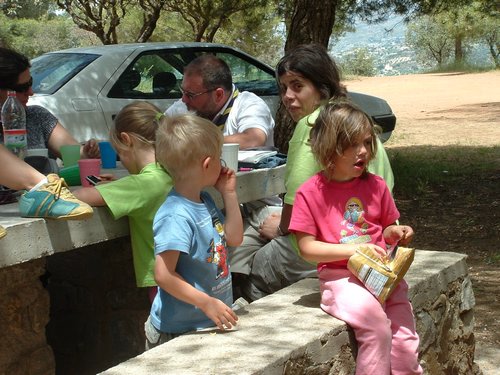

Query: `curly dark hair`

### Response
(0, 47, 31, 91)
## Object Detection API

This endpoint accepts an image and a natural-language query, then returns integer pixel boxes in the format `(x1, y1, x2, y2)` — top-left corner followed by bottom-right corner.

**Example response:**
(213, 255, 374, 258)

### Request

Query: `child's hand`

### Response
(214, 167, 237, 195)
(384, 225, 414, 246)
(361, 243, 388, 260)
(82, 139, 100, 159)
(97, 173, 117, 183)
(199, 296, 238, 331)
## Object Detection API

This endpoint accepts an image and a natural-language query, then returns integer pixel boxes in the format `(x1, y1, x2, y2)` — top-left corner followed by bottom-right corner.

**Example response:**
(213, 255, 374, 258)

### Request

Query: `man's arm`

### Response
(224, 128, 267, 149)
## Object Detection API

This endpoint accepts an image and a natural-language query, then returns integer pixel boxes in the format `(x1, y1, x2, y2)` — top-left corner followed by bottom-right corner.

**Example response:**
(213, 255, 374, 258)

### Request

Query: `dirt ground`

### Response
(347, 71, 500, 371)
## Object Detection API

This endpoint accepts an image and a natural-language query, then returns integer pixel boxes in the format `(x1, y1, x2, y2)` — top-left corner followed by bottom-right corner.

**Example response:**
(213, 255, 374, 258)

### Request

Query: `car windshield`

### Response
(31, 52, 99, 94)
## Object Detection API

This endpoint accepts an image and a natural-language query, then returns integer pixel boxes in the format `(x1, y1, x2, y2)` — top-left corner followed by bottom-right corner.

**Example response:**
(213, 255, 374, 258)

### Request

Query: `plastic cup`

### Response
(98, 141, 117, 169)
(222, 143, 239, 171)
(78, 159, 101, 187)
(59, 164, 81, 186)
(60, 144, 81, 167)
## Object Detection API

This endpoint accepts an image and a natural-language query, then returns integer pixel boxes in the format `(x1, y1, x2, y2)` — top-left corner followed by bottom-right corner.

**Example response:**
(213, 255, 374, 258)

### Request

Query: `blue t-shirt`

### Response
(150, 189, 232, 334)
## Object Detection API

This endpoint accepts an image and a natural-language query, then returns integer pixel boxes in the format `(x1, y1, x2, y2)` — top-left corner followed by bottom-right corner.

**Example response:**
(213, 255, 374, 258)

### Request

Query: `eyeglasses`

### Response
(179, 87, 214, 100)
(220, 158, 227, 168)
(10, 77, 33, 93)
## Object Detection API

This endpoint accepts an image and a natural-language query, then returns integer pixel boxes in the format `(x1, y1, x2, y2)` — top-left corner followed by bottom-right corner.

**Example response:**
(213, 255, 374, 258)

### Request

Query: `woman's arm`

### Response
(47, 122, 100, 158)
(47, 122, 80, 159)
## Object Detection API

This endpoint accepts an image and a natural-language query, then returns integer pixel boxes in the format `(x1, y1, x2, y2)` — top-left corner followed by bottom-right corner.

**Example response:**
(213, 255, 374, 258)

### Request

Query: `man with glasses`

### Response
(165, 54, 275, 150)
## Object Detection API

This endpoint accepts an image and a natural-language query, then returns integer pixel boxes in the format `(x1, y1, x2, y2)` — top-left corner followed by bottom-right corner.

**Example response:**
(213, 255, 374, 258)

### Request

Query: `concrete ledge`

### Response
(101, 250, 479, 375)
(0, 165, 286, 269)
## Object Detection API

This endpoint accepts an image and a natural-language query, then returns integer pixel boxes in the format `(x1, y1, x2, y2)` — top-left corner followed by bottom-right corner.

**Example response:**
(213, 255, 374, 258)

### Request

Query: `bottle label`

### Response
(4, 129, 27, 148)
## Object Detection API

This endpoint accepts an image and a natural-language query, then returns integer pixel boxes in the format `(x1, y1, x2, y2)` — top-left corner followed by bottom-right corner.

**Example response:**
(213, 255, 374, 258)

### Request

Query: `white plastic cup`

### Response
(221, 143, 239, 171)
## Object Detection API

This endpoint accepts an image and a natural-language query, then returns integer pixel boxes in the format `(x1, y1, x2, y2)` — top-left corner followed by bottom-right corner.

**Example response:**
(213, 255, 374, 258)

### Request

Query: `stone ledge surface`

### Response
(101, 249, 476, 375)
(0, 165, 286, 269)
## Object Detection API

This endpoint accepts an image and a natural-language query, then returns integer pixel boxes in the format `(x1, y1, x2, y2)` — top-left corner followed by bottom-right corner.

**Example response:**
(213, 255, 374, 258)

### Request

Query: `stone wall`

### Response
(45, 237, 151, 375)
(0, 247, 482, 375)
(102, 250, 481, 375)
(0, 259, 54, 375)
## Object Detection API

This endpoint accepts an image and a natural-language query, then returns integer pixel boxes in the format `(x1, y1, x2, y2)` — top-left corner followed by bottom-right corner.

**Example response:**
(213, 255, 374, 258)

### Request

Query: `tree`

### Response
(214, 3, 284, 65)
(0, 13, 95, 57)
(56, 0, 130, 44)
(56, 0, 271, 45)
(163, 0, 267, 42)
(405, 2, 498, 68)
(406, 15, 453, 67)
(339, 47, 376, 77)
(1, 0, 52, 19)
(479, 15, 499, 67)
(135, 0, 168, 43)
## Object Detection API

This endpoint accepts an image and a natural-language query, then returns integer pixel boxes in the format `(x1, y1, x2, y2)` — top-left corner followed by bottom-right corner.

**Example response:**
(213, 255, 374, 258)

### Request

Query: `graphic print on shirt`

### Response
(339, 197, 372, 244)
(206, 216, 229, 279)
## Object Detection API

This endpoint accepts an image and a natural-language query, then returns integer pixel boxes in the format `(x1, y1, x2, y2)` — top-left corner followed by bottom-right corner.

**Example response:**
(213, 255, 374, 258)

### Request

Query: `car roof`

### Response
(45, 42, 244, 56)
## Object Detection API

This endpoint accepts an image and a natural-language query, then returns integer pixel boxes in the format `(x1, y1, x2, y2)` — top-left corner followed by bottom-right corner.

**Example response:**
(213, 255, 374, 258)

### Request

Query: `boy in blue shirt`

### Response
(145, 113, 243, 348)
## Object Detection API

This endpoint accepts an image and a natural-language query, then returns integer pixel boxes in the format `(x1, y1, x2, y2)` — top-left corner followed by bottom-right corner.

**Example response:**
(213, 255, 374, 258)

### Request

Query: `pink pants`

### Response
(319, 268, 423, 375)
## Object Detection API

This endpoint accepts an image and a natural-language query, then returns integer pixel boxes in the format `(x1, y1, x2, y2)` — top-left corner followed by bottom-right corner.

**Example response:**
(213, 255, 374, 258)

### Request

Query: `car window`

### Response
(31, 53, 99, 94)
(108, 52, 183, 99)
(107, 48, 277, 100)
(215, 52, 278, 96)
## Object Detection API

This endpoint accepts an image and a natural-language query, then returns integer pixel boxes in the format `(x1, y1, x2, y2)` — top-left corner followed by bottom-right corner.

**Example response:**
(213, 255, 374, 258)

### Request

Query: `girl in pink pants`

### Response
(289, 101, 423, 374)
(320, 269, 421, 374)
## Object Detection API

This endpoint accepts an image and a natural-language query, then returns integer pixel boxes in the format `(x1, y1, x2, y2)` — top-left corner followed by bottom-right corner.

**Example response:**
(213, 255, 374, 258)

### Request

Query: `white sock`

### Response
(29, 177, 48, 192)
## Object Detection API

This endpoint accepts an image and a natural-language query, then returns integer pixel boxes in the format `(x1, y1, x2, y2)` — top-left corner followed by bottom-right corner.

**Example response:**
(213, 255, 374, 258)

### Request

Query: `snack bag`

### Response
(347, 246, 415, 304)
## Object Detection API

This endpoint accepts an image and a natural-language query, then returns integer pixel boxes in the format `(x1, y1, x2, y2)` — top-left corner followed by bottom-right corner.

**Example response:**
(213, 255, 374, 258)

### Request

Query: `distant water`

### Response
(330, 16, 493, 76)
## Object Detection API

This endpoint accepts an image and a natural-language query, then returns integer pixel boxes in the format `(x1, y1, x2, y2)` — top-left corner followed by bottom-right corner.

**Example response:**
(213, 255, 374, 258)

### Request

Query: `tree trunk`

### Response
(454, 35, 464, 63)
(274, 0, 338, 153)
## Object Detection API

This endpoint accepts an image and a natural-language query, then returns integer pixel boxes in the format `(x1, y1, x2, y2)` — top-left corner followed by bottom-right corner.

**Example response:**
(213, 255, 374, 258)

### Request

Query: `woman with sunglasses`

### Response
(0, 47, 99, 160)
(0, 47, 96, 231)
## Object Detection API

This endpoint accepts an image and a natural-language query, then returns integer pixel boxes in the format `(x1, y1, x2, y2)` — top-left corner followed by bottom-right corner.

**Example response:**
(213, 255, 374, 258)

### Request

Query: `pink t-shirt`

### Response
(289, 172, 399, 271)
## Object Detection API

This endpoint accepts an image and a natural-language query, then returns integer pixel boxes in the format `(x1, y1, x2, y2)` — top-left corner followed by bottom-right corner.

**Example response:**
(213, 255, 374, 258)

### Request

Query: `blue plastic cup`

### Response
(98, 141, 117, 168)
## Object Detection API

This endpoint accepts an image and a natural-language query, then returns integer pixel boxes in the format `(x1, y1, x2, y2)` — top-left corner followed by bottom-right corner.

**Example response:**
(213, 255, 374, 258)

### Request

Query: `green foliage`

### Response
(0, 14, 14, 47)
(0, 14, 98, 58)
(406, 15, 453, 67)
(427, 61, 495, 73)
(406, 2, 499, 68)
(1, 0, 52, 19)
(339, 47, 376, 77)
(118, 2, 284, 66)
(213, 4, 285, 66)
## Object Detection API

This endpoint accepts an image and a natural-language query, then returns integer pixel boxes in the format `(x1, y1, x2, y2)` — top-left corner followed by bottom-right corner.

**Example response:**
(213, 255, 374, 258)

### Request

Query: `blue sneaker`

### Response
(19, 174, 93, 220)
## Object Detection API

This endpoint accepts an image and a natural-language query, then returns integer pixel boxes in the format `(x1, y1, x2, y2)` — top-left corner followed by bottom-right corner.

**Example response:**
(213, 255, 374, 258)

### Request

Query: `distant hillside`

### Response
(331, 16, 492, 76)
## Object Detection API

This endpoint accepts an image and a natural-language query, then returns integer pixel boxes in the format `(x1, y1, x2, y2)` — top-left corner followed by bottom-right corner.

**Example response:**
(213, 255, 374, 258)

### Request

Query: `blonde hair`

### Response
(310, 100, 378, 174)
(155, 114, 223, 179)
(111, 101, 162, 151)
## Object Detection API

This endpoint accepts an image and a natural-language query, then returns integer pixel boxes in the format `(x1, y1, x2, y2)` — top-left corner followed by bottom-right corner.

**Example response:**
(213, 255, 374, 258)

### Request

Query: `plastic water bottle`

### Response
(1, 91, 27, 159)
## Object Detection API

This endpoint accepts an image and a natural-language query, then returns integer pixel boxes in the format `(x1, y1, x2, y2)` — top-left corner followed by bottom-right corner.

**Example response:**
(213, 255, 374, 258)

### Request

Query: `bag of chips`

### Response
(347, 246, 415, 304)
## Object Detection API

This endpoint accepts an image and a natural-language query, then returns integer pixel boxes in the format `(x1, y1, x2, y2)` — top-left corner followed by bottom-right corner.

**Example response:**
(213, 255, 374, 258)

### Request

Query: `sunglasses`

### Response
(9, 77, 33, 93)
